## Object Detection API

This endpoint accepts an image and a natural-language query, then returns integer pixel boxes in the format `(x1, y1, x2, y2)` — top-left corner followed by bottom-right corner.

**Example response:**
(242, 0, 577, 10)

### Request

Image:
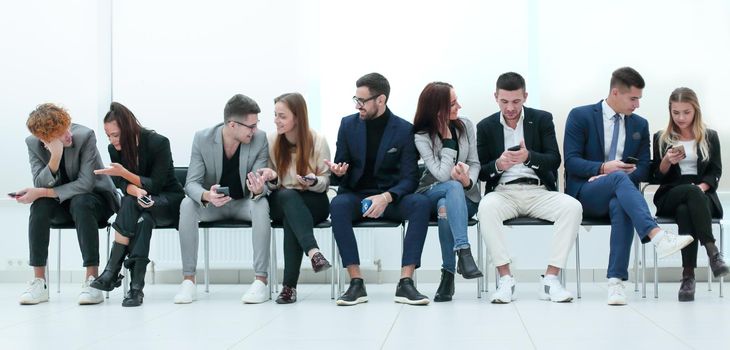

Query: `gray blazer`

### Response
(184, 123, 269, 206)
(25, 123, 120, 212)
(415, 117, 481, 203)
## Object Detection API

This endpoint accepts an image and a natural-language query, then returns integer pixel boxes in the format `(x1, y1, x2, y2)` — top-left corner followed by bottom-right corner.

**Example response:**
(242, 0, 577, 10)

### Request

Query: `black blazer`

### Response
(108, 129, 185, 217)
(476, 107, 561, 194)
(651, 129, 723, 217)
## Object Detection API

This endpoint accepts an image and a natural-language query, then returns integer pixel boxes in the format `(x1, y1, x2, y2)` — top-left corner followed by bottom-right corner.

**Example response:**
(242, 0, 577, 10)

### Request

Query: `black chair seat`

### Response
(580, 217, 612, 226)
(271, 219, 332, 229)
(50, 222, 109, 230)
(428, 218, 479, 226)
(352, 219, 401, 228)
(503, 217, 553, 226)
(199, 219, 252, 229)
(655, 217, 722, 225)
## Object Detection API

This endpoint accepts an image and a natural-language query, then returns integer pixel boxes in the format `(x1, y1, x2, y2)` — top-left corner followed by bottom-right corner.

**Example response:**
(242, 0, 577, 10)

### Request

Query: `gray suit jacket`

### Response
(25, 123, 120, 212)
(415, 117, 481, 203)
(184, 123, 269, 206)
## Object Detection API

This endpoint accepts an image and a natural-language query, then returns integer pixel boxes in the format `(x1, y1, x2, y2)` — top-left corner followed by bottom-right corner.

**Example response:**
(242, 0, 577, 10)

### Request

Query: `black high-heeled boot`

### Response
(434, 269, 455, 302)
(457, 247, 484, 279)
(122, 258, 148, 307)
(90, 242, 127, 291)
(706, 242, 729, 278)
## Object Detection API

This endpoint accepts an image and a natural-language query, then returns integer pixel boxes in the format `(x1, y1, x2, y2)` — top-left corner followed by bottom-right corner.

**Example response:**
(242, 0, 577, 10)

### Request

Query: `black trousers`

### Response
(269, 189, 329, 288)
(656, 183, 721, 268)
(29, 193, 114, 267)
(113, 194, 180, 260)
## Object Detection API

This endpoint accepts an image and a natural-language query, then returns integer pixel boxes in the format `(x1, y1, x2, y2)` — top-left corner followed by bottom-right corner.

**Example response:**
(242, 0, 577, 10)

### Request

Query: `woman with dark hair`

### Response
(257, 92, 331, 304)
(413, 82, 482, 302)
(91, 102, 184, 306)
(652, 87, 728, 301)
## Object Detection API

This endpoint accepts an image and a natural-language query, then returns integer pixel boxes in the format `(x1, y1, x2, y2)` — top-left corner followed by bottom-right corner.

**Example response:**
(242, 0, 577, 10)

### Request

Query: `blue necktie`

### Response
(607, 114, 620, 161)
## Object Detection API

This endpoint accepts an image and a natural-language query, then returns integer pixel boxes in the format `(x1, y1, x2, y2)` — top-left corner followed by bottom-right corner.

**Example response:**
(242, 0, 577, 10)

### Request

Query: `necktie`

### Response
(607, 114, 620, 161)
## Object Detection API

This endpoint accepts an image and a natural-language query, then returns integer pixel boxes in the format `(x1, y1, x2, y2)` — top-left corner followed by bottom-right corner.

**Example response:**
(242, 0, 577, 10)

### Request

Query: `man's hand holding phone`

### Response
(206, 184, 231, 207)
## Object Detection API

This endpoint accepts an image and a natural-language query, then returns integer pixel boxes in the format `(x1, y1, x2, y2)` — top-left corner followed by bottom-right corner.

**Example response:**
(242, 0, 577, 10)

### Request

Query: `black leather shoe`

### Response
(336, 278, 368, 306)
(457, 247, 483, 279)
(275, 286, 297, 304)
(122, 258, 148, 307)
(90, 242, 127, 292)
(311, 252, 332, 273)
(434, 269, 455, 302)
(709, 253, 729, 278)
(678, 276, 695, 302)
(395, 277, 430, 305)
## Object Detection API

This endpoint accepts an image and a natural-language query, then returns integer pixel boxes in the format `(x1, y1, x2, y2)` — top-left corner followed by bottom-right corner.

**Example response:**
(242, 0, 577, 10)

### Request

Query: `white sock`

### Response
(608, 277, 622, 285)
(651, 230, 667, 245)
(544, 274, 559, 281)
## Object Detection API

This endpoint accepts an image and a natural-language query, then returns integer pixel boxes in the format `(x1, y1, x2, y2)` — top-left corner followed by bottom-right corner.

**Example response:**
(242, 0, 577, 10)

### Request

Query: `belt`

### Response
(504, 177, 540, 186)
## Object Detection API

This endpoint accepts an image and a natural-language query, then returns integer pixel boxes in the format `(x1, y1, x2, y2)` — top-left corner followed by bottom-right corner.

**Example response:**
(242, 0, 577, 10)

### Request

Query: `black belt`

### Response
(504, 177, 540, 186)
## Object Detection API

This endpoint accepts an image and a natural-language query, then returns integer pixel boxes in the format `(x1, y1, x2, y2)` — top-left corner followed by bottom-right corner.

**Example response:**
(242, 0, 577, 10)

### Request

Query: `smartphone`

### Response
(7, 192, 21, 198)
(624, 156, 639, 165)
(216, 186, 230, 196)
(138, 195, 153, 205)
(507, 145, 521, 152)
(673, 144, 685, 154)
(302, 175, 317, 182)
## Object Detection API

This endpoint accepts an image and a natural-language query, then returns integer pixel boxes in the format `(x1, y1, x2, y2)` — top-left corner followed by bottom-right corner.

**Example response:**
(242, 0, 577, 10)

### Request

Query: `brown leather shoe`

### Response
(311, 252, 331, 273)
(275, 286, 297, 304)
(678, 276, 695, 302)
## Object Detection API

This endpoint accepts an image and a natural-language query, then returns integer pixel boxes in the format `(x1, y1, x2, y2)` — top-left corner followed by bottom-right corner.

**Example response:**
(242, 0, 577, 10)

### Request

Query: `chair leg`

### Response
(476, 223, 482, 299)
(653, 245, 658, 299)
(45, 265, 50, 300)
(708, 264, 713, 292)
(642, 242, 646, 298)
(204, 228, 210, 293)
(633, 234, 639, 292)
(479, 222, 487, 293)
(270, 227, 278, 295)
(106, 225, 110, 299)
(576, 232, 581, 299)
(720, 222, 724, 298)
(331, 230, 336, 300)
(57, 228, 61, 294)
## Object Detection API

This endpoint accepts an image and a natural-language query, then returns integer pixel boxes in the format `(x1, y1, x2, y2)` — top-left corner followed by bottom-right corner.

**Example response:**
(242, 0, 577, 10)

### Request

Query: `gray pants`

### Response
(178, 196, 271, 277)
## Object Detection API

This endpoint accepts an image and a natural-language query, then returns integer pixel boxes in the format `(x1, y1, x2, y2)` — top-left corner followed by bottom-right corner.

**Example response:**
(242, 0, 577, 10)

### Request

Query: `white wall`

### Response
(1, 0, 729, 279)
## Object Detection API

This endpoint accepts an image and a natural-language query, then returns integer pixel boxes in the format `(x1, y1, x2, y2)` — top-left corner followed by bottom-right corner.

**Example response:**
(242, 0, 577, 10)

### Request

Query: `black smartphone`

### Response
(217, 186, 230, 196)
(507, 145, 521, 151)
(302, 175, 317, 182)
(138, 195, 153, 205)
(8, 192, 20, 198)
(624, 156, 639, 164)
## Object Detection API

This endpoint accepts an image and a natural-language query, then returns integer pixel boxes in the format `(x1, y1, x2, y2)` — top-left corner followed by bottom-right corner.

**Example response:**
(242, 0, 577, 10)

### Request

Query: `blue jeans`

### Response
(422, 180, 479, 274)
(577, 172, 658, 280)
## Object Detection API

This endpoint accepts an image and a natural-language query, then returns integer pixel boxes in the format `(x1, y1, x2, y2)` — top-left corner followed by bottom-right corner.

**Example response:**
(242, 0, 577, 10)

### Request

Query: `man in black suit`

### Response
(476, 72, 582, 304)
(326, 73, 430, 306)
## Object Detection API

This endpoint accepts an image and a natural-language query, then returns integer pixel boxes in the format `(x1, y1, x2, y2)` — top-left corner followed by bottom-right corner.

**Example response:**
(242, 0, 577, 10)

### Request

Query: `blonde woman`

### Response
(652, 87, 728, 301)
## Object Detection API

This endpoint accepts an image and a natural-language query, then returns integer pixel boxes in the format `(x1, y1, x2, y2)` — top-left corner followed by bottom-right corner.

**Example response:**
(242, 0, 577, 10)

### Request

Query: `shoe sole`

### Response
(538, 292, 573, 303)
(678, 294, 695, 302)
(19, 299, 48, 305)
(335, 296, 368, 306)
(173, 299, 194, 304)
(394, 296, 430, 305)
(607, 300, 627, 306)
(242, 297, 269, 304)
(712, 268, 729, 278)
(657, 238, 694, 259)
(78, 299, 104, 305)
(490, 298, 512, 304)
(313, 264, 332, 273)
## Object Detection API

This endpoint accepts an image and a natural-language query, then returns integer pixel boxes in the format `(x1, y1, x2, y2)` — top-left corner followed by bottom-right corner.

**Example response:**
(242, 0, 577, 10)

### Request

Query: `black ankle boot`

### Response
(434, 269, 455, 302)
(678, 275, 695, 302)
(122, 258, 148, 307)
(457, 247, 483, 279)
(706, 243, 729, 278)
(90, 242, 127, 291)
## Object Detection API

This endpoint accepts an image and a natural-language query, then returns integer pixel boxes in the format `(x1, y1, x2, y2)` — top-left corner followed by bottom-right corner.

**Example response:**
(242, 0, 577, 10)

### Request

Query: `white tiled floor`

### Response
(1, 281, 727, 349)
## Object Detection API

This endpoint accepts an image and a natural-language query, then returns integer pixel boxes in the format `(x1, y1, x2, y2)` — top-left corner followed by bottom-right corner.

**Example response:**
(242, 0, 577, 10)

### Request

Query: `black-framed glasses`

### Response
(229, 119, 259, 130)
(353, 95, 378, 107)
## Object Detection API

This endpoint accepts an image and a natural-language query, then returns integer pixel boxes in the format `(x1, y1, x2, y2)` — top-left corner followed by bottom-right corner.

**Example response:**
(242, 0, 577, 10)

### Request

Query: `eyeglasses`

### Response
(229, 119, 259, 130)
(352, 95, 379, 108)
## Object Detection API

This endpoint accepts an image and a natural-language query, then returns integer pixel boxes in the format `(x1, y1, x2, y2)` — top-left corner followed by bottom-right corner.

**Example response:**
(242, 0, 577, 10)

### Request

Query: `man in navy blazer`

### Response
(563, 67, 693, 305)
(327, 73, 430, 306)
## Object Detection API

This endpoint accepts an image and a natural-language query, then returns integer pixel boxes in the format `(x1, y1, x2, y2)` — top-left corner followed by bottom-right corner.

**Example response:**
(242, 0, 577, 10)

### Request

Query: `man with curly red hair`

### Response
(13, 103, 120, 305)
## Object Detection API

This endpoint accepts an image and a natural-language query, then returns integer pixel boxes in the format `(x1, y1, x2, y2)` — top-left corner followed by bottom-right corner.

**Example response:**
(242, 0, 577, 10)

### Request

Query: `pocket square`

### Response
(387, 147, 398, 153)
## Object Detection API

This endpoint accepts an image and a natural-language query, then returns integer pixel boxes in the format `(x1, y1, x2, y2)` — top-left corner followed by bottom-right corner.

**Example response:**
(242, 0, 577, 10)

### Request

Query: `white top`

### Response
(678, 140, 698, 175)
(602, 100, 626, 162)
(498, 108, 539, 184)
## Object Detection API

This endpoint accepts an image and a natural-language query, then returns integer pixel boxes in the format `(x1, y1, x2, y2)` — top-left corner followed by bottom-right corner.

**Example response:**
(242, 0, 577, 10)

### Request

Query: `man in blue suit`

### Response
(327, 73, 430, 306)
(564, 67, 693, 305)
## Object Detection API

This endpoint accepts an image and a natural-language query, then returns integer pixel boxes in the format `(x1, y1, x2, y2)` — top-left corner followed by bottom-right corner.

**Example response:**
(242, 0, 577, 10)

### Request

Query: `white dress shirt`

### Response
(498, 109, 539, 184)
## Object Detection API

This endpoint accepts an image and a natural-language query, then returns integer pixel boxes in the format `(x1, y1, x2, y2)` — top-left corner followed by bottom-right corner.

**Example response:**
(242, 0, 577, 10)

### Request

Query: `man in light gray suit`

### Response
(174, 94, 272, 304)
(14, 103, 119, 305)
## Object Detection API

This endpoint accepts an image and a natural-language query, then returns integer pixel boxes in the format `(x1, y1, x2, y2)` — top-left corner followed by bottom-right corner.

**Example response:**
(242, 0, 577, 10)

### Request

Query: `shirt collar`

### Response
(602, 99, 625, 121)
(499, 108, 524, 129)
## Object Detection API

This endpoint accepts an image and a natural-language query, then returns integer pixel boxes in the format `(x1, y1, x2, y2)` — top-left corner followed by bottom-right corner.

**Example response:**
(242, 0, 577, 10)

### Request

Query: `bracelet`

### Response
(599, 162, 605, 175)
(381, 193, 389, 203)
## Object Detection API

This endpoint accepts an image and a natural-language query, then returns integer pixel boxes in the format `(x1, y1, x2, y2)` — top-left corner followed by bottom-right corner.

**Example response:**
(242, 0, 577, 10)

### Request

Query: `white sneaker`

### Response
(241, 279, 269, 304)
(538, 275, 573, 302)
(173, 280, 197, 304)
(490, 275, 516, 304)
(607, 278, 627, 306)
(19, 278, 49, 305)
(78, 276, 104, 305)
(654, 232, 694, 258)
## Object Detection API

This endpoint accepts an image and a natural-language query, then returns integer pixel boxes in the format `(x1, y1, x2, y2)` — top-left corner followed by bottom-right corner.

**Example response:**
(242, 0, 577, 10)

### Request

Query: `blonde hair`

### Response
(658, 87, 709, 162)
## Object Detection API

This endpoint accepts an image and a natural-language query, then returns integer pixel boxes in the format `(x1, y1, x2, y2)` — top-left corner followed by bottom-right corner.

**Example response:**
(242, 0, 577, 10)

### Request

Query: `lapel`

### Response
(63, 143, 78, 180)
(623, 114, 636, 157)
(491, 116, 505, 156)
(697, 144, 707, 175)
(354, 116, 366, 166)
(523, 109, 535, 150)
(213, 125, 224, 184)
(374, 114, 396, 173)
(593, 101, 605, 155)
(238, 139, 251, 193)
